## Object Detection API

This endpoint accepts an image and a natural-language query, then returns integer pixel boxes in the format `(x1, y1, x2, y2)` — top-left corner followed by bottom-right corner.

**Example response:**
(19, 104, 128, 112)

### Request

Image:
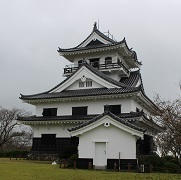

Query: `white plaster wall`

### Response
(78, 121, 137, 159)
(65, 79, 104, 90)
(35, 98, 132, 116)
(31, 123, 78, 138)
(73, 51, 118, 65)
(130, 99, 149, 115)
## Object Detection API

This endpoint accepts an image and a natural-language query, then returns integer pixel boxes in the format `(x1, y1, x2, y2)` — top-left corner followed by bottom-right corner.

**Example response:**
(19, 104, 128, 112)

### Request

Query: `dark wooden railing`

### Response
(64, 62, 130, 75)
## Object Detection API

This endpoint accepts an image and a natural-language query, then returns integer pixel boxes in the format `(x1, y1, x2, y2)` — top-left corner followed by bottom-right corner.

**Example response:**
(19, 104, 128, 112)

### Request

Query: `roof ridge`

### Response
(20, 62, 140, 99)
(58, 24, 116, 52)
(83, 62, 132, 88)
(68, 111, 145, 132)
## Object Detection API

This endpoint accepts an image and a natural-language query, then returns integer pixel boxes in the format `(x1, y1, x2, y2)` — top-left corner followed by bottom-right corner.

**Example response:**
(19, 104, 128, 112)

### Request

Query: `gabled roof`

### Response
(68, 111, 145, 133)
(57, 23, 141, 66)
(20, 62, 141, 100)
(77, 22, 116, 47)
(17, 111, 161, 134)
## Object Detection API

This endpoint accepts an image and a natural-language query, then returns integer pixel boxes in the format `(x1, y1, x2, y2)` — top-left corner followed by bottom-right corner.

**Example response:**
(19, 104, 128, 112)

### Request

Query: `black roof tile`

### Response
(20, 87, 140, 100)
(17, 112, 144, 121)
(20, 62, 141, 100)
(68, 111, 145, 132)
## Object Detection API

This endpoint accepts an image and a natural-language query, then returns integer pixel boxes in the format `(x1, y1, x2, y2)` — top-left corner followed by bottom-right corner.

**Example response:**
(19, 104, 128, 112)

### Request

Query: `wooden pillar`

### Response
(74, 161, 76, 169)
(64, 160, 66, 168)
(88, 162, 92, 169)
(114, 162, 116, 171)
(128, 163, 132, 172)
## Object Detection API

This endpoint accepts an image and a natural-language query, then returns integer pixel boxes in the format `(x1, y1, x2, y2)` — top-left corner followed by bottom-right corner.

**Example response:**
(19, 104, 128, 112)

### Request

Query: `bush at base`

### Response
(138, 155, 181, 173)
(0, 150, 29, 158)
(163, 161, 181, 174)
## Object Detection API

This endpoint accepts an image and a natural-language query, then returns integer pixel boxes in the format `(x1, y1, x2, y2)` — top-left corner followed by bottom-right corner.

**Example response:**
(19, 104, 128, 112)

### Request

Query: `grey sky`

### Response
(0, 0, 180, 113)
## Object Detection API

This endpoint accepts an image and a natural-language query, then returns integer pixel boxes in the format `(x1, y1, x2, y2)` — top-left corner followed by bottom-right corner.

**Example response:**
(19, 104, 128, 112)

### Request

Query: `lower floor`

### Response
(31, 134, 156, 155)
(76, 158, 137, 170)
(32, 136, 79, 153)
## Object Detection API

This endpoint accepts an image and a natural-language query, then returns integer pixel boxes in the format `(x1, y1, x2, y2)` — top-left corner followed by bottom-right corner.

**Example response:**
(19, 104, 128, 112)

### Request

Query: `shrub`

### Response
(59, 146, 77, 159)
(163, 161, 181, 174)
(146, 155, 166, 172)
(138, 155, 181, 173)
(0, 150, 29, 158)
(68, 153, 78, 167)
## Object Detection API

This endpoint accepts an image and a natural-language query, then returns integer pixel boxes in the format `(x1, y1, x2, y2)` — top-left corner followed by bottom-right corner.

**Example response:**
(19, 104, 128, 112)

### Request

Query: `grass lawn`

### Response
(0, 158, 180, 180)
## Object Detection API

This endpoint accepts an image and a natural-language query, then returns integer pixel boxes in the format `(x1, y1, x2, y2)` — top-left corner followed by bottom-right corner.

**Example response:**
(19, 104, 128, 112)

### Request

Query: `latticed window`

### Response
(105, 57, 112, 64)
(86, 81, 92, 87)
(72, 106, 88, 115)
(42, 108, 57, 116)
(79, 82, 84, 87)
(104, 105, 121, 114)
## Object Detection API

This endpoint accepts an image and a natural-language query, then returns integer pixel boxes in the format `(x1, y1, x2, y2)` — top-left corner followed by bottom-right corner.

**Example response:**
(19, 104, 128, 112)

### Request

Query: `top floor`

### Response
(58, 23, 142, 79)
(63, 53, 130, 78)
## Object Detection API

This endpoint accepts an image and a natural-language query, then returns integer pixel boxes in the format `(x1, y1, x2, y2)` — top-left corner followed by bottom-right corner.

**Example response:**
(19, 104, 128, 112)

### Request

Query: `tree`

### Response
(154, 95, 181, 163)
(0, 106, 32, 150)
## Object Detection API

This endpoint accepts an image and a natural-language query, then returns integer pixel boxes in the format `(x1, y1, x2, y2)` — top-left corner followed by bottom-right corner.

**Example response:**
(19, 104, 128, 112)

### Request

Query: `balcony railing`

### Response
(63, 62, 130, 76)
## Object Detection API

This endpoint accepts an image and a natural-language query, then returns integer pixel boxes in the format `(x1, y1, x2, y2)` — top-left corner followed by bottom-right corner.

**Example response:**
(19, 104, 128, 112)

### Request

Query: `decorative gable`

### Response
(77, 32, 112, 48)
(50, 64, 120, 93)
(65, 77, 104, 90)
(69, 112, 144, 139)
(85, 39, 104, 47)
(76, 23, 115, 48)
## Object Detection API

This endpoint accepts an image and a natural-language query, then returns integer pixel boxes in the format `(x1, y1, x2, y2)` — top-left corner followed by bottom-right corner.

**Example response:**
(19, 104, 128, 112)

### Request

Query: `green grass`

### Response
(0, 158, 180, 180)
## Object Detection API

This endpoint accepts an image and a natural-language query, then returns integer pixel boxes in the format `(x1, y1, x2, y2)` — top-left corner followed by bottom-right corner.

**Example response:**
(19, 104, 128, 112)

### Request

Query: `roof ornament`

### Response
(93, 22, 97, 31)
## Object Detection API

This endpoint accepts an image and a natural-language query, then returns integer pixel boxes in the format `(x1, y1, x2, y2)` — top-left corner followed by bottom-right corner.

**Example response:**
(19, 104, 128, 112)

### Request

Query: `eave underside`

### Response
(18, 112, 161, 134)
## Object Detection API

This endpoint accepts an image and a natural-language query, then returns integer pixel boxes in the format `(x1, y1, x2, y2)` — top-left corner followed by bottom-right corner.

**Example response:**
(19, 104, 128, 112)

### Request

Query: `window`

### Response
(41, 134, 56, 145)
(79, 81, 92, 88)
(104, 105, 121, 114)
(86, 81, 92, 87)
(72, 106, 88, 115)
(105, 57, 112, 64)
(89, 58, 99, 68)
(79, 82, 84, 87)
(78, 60, 83, 67)
(42, 108, 57, 116)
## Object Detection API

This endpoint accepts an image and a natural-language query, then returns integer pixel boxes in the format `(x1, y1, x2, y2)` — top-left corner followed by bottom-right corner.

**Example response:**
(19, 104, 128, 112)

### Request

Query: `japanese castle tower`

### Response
(18, 23, 161, 169)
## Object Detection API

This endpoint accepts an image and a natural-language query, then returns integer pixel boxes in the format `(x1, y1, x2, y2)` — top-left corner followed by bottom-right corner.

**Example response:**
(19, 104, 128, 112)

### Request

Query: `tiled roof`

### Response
(17, 114, 97, 121)
(81, 62, 129, 87)
(58, 41, 124, 52)
(20, 87, 141, 100)
(120, 70, 145, 92)
(17, 112, 144, 121)
(68, 111, 145, 132)
(57, 24, 141, 65)
(120, 70, 140, 87)
(20, 62, 142, 100)
(74, 23, 116, 48)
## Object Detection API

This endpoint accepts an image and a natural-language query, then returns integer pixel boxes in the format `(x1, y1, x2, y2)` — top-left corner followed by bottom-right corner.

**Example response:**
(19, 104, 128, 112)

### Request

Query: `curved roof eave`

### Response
(58, 40, 142, 66)
(57, 40, 124, 53)
(20, 62, 141, 100)
(68, 111, 145, 133)
(137, 90, 160, 114)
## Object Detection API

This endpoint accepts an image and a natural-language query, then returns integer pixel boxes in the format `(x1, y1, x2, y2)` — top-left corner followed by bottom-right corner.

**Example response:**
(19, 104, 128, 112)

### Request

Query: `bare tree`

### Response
(0, 106, 32, 150)
(4, 126, 33, 151)
(154, 95, 181, 163)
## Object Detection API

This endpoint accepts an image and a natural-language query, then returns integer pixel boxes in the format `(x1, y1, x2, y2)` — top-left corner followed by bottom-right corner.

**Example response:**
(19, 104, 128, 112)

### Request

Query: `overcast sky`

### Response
(0, 0, 180, 113)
